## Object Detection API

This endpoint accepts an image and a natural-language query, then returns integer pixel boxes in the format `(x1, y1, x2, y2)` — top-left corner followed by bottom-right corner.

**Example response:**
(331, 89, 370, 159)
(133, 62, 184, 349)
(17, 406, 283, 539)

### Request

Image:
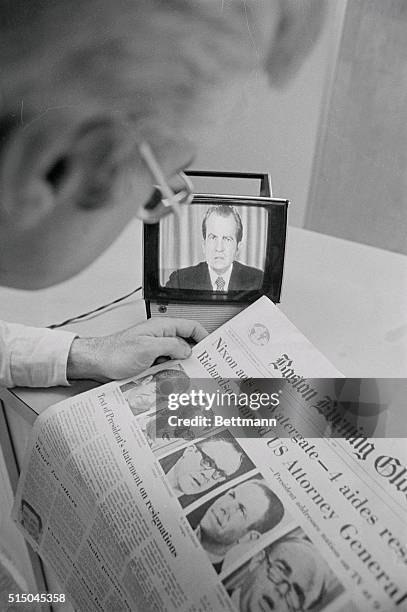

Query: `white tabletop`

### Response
(1, 220, 406, 416)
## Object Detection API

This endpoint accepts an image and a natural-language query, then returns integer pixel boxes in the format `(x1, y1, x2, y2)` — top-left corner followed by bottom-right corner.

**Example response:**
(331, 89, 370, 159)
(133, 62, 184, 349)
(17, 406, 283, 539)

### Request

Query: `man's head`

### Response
(239, 538, 330, 612)
(0, 0, 325, 289)
(168, 437, 243, 496)
(200, 480, 284, 549)
(202, 205, 243, 275)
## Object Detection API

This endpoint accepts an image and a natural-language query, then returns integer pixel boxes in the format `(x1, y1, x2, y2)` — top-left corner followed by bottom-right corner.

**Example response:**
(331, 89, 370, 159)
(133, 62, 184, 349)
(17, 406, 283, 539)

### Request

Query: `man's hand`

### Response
(67, 318, 208, 382)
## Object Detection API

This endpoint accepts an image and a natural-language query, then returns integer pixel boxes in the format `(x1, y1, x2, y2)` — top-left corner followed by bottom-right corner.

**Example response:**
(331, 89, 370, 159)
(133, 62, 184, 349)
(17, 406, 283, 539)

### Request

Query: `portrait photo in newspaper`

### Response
(140, 403, 217, 455)
(159, 430, 255, 508)
(119, 364, 191, 417)
(222, 526, 345, 612)
(186, 474, 287, 574)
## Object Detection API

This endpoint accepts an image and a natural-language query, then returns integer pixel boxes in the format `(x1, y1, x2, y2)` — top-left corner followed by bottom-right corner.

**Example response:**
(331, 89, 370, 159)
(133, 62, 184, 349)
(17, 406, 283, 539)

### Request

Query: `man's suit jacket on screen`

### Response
(165, 261, 263, 291)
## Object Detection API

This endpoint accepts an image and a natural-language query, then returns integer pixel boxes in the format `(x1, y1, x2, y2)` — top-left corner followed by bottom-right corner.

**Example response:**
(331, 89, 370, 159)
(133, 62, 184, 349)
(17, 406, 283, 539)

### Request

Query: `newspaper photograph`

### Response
(222, 526, 345, 612)
(12, 298, 407, 611)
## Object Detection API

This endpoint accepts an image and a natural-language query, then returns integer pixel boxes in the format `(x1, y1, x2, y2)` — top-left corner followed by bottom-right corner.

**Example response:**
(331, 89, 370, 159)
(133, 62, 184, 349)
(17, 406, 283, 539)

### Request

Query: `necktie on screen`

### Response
(215, 276, 225, 291)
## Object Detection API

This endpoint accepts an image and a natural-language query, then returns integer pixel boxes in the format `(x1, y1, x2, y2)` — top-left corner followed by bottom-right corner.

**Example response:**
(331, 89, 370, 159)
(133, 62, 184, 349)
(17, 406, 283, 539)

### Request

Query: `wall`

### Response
(195, 1, 347, 227)
(306, 0, 407, 254)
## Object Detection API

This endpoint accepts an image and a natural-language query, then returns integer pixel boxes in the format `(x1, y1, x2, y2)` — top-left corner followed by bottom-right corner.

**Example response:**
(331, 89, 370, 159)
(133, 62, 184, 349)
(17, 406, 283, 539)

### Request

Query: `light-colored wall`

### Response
(195, 1, 346, 227)
(306, 0, 407, 254)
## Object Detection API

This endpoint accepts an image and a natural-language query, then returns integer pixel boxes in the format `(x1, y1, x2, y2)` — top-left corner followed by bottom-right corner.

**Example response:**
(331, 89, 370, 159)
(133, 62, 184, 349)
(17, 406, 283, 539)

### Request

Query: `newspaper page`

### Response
(12, 297, 407, 611)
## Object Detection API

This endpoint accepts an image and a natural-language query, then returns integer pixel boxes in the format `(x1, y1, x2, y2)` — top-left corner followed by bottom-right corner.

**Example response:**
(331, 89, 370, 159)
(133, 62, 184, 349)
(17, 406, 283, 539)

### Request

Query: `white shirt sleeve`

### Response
(0, 320, 77, 388)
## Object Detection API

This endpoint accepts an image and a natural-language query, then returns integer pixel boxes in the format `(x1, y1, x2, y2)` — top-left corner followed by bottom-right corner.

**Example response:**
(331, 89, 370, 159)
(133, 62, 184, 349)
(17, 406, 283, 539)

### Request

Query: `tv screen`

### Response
(144, 194, 288, 305)
(159, 203, 268, 292)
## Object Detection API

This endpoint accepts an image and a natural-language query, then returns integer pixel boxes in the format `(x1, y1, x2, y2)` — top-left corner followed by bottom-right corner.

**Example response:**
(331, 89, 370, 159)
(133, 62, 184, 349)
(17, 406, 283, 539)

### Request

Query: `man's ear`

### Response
(0, 112, 116, 228)
(0, 121, 63, 229)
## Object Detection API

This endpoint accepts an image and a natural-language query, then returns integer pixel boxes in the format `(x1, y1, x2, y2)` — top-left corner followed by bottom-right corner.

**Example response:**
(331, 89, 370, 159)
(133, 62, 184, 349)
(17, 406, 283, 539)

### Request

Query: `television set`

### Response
(144, 172, 288, 331)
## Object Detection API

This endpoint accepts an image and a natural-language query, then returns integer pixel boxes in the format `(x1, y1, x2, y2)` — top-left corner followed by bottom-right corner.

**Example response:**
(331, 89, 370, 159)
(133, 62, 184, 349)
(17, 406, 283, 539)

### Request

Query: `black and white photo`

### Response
(1, 1, 406, 610)
(159, 431, 254, 507)
(187, 475, 285, 574)
(223, 526, 345, 612)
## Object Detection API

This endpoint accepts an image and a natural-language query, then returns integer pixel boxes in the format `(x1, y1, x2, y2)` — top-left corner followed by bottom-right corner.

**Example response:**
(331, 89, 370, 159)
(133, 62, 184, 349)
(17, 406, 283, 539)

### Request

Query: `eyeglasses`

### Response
(199, 448, 227, 481)
(139, 141, 194, 220)
(264, 554, 305, 612)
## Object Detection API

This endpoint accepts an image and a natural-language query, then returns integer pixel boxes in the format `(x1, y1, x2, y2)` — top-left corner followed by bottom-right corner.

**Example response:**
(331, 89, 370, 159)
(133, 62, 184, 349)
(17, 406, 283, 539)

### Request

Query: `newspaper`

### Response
(12, 297, 407, 611)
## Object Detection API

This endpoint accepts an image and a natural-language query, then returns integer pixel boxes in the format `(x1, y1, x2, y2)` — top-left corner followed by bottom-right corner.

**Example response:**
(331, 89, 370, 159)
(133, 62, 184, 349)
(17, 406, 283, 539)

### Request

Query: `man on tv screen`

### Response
(166, 205, 263, 292)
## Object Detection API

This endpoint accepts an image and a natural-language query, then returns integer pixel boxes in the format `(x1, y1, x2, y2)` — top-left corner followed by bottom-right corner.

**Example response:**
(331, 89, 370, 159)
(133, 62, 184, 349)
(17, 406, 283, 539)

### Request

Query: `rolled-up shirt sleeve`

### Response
(0, 321, 77, 388)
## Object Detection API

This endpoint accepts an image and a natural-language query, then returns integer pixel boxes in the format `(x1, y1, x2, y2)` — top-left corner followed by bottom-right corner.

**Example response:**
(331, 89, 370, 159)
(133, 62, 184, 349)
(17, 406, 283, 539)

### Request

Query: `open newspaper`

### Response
(12, 297, 407, 611)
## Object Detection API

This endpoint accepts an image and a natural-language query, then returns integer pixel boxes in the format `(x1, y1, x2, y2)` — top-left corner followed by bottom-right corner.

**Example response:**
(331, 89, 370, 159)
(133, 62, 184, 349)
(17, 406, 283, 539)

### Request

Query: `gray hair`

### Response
(0, 1, 263, 141)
